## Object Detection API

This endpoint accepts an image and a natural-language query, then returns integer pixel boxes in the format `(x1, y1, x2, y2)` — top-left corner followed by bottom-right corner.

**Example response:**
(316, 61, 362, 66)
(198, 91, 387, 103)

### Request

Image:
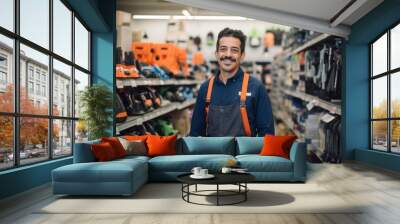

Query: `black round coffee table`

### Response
(177, 173, 255, 206)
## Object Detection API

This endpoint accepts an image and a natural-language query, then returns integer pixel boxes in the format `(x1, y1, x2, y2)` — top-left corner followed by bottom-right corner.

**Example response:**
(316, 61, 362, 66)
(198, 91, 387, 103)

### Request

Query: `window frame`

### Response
(0, 0, 92, 171)
(370, 20, 400, 154)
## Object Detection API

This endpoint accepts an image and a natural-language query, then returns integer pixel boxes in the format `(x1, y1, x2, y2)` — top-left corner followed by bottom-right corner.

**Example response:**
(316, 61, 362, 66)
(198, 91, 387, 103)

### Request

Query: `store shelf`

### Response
(283, 89, 341, 115)
(286, 33, 331, 57)
(274, 111, 304, 139)
(116, 99, 196, 133)
(176, 99, 197, 110)
(116, 78, 202, 88)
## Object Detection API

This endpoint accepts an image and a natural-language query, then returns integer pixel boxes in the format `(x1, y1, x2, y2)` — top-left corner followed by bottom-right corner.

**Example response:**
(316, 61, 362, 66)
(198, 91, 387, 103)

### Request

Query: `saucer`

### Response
(232, 170, 249, 174)
(190, 174, 215, 179)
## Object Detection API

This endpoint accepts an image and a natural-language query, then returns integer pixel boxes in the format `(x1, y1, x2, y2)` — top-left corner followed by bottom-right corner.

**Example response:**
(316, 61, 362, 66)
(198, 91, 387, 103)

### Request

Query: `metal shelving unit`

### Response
(270, 32, 343, 163)
(270, 32, 343, 147)
(116, 78, 202, 89)
(116, 99, 196, 134)
(283, 33, 332, 57)
(286, 33, 331, 57)
(283, 89, 341, 115)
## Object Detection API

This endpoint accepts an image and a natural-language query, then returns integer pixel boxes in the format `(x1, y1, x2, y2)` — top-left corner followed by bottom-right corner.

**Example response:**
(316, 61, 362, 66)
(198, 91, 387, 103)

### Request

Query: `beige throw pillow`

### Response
(118, 137, 147, 156)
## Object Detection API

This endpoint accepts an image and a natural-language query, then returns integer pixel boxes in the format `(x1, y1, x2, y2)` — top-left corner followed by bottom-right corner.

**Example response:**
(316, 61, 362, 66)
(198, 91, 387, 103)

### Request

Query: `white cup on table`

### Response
(191, 167, 202, 176)
(200, 169, 208, 176)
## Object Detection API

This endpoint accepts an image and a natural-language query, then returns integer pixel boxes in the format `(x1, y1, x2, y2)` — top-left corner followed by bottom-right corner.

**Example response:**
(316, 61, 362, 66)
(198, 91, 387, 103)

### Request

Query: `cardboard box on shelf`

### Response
(169, 109, 191, 136)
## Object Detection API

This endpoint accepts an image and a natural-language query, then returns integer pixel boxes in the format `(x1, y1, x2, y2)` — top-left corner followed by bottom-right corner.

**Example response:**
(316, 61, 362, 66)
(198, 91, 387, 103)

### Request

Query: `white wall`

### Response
(130, 19, 288, 62)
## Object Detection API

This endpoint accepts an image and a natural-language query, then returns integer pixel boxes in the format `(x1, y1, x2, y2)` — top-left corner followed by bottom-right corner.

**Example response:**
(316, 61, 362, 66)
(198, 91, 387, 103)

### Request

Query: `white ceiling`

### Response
(224, 0, 353, 23)
(117, 0, 225, 16)
(118, 0, 384, 37)
(223, 0, 385, 26)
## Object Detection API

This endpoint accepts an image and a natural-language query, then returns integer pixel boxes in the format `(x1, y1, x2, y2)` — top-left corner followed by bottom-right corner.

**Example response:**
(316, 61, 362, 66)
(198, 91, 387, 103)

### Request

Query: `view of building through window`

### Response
(371, 23, 400, 153)
(0, 0, 91, 170)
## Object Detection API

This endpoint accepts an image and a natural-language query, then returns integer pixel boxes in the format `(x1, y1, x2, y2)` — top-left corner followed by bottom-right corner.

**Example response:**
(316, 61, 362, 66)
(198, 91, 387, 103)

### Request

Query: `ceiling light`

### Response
(193, 16, 248, 20)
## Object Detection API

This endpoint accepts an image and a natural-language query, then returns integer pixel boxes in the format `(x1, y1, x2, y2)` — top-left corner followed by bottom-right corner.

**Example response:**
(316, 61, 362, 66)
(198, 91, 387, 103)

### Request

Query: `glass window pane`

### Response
(75, 120, 88, 143)
(391, 72, 400, 118)
(0, 0, 14, 31)
(53, 59, 72, 117)
(20, 117, 49, 165)
(53, 0, 72, 60)
(20, 0, 49, 49)
(372, 76, 387, 119)
(391, 24, 400, 70)
(0, 116, 14, 170)
(391, 120, 400, 153)
(372, 33, 387, 76)
(20, 44, 49, 115)
(74, 69, 89, 118)
(0, 35, 14, 112)
(372, 121, 388, 151)
(74, 18, 89, 70)
(53, 119, 72, 158)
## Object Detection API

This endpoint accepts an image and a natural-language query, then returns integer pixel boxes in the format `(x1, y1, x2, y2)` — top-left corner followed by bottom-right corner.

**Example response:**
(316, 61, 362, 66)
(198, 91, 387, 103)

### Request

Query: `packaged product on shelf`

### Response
(169, 109, 192, 136)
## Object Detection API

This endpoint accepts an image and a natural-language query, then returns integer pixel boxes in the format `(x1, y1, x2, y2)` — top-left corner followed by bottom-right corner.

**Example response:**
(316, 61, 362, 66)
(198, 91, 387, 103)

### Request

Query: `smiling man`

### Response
(189, 27, 275, 137)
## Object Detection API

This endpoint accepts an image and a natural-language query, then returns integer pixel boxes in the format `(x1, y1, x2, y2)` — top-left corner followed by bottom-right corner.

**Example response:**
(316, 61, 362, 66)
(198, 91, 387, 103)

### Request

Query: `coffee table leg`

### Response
(216, 184, 219, 206)
(245, 183, 247, 201)
(187, 184, 190, 202)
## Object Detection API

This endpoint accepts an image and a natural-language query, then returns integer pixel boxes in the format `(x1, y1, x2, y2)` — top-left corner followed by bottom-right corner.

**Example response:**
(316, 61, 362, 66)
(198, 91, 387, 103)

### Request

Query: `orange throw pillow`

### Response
(124, 135, 148, 141)
(101, 137, 126, 158)
(146, 135, 177, 157)
(260, 135, 297, 159)
(91, 142, 117, 161)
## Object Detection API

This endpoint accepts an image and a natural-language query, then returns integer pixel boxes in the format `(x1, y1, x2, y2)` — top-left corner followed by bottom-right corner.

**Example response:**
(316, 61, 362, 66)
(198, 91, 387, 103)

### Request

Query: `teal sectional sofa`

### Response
(52, 137, 306, 196)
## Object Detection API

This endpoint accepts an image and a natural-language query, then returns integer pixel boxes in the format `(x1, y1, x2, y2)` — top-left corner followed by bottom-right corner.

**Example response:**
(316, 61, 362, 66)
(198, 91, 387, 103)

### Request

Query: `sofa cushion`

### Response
(91, 142, 118, 162)
(236, 155, 293, 172)
(52, 158, 147, 183)
(236, 137, 264, 155)
(147, 135, 177, 157)
(180, 137, 235, 155)
(115, 155, 150, 163)
(260, 135, 297, 159)
(53, 163, 133, 183)
(118, 138, 147, 156)
(148, 154, 235, 172)
(101, 137, 127, 158)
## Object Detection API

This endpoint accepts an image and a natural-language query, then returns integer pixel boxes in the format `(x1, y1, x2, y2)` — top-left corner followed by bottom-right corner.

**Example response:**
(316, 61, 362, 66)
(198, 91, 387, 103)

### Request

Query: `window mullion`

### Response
(388, 29, 392, 152)
(13, 0, 20, 167)
(71, 10, 76, 153)
(88, 31, 91, 74)
(370, 45, 373, 149)
(48, 0, 54, 160)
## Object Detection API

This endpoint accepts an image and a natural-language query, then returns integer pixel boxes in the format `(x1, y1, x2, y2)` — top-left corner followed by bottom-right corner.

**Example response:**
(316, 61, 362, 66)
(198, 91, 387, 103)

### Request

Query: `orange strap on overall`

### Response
(205, 73, 251, 136)
(205, 76, 215, 136)
(240, 73, 251, 136)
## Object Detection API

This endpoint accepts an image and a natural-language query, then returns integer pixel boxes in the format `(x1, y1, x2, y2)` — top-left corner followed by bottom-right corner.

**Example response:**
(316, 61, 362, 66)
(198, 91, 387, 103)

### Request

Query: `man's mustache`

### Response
(219, 56, 236, 62)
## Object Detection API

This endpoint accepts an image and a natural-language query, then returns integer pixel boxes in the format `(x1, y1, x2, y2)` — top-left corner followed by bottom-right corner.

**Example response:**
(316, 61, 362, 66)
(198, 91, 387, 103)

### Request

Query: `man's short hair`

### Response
(216, 27, 247, 53)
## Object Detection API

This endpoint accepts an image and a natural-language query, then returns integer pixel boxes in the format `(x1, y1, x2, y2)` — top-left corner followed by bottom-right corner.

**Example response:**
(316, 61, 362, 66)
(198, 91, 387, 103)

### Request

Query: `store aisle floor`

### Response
(1, 162, 400, 224)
